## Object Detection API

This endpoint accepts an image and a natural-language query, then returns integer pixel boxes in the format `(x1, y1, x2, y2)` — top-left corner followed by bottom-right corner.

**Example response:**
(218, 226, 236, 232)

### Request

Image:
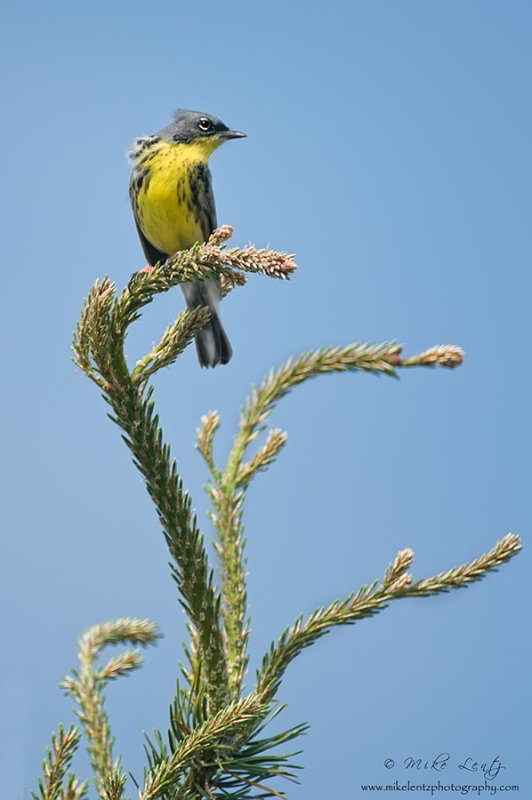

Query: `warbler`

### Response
(129, 109, 246, 367)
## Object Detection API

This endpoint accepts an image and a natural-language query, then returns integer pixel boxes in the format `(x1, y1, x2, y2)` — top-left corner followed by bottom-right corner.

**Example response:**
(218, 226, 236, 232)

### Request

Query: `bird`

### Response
(128, 109, 246, 367)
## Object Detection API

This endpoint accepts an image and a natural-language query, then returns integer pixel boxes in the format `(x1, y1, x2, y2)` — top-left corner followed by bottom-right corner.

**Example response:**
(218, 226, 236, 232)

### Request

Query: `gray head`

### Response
(158, 109, 246, 145)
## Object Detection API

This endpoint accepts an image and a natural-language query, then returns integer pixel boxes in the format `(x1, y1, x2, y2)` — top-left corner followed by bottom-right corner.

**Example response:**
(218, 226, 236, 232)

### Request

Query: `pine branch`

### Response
(118, 225, 294, 348)
(196, 411, 221, 480)
(139, 694, 266, 800)
(63, 618, 159, 795)
(404, 533, 522, 595)
(206, 341, 463, 699)
(256, 533, 521, 703)
(101, 771, 127, 800)
(226, 341, 463, 484)
(236, 429, 288, 489)
(381, 548, 415, 592)
(32, 726, 84, 800)
(399, 344, 465, 368)
(75, 280, 230, 709)
(60, 774, 89, 800)
(212, 705, 308, 799)
(72, 227, 293, 714)
(70, 222, 519, 800)
(200, 228, 296, 281)
(114, 381, 231, 709)
(98, 649, 145, 681)
(78, 618, 160, 658)
(131, 306, 212, 386)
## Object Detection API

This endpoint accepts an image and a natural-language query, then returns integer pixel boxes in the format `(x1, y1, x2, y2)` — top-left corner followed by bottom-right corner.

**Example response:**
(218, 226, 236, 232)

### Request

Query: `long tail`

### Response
(181, 279, 233, 368)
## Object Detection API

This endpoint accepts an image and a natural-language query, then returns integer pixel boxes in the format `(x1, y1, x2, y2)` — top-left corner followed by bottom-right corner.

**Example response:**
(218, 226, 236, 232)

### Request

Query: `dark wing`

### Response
(192, 163, 217, 241)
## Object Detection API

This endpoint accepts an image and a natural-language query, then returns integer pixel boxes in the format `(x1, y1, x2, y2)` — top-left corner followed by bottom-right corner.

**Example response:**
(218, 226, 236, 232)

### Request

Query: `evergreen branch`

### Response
(107, 378, 231, 710)
(236, 429, 288, 489)
(227, 341, 463, 485)
(72, 285, 105, 388)
(256, 534, 521, 703)
(381, 548, 414, 592)
(131, 307, 212, 386)
(32, 726, 83, 800)
(124, 247, 245, 315)
(139, 694, 266, 800)
(72, 280, 116, 390)
(224, 342, 402, 488)
(63, 618, 159, 796)
(206, 251, 295, 283)
(144, 674, 308, 797)
(399, 344, 464, 368)
(118, 226, 294, 340)
(101, 771, 127, 800)
(403, 533, 522, 595)
(73, 229, 294, 714)
(205, 225, 234, 246)
(196, 412, 221, 480)
(209, 481, 249, 700)
(212, 705, 308, 799)
(210, 340, 462, 700)
(77, 283, 230, 710)
(60, 774, 89, 800)
(79, 618, 160, 661)
(70, 223, 498, 800)
(98, 650, 144, 680)
(200, 224, 296, 280)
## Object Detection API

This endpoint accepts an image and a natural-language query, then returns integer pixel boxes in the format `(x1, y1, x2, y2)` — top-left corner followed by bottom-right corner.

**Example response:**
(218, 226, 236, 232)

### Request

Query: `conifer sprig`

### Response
(44, 227, 520, 800)
(139, 694, 266, 800)
(61, 774, 89, 800)
(256, 534, 521, 703)
(101, 771, 127, 800)
(200, 340, 464, 699)
(32, 726, 87, 800)
(63, 618, 159, 796)
(71, 229, 294, 714)
(131, 306, 212, 387)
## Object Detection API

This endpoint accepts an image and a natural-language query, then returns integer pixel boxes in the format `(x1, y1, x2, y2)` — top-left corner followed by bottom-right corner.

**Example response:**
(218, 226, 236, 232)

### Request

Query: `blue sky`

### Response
(1, 1, 530, 798)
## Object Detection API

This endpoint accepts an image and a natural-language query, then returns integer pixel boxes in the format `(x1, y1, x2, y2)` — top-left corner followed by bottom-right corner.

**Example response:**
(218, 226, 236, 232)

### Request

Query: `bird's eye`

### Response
(198, 118, 212, 132)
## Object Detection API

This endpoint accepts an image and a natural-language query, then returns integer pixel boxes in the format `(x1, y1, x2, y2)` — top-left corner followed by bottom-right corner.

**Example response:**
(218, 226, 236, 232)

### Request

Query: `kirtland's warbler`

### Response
(129, 109, 246, 367)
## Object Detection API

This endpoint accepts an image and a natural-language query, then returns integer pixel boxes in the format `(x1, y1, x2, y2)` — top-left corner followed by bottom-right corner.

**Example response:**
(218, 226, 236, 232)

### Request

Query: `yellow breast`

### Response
(132, 140, 214, 255)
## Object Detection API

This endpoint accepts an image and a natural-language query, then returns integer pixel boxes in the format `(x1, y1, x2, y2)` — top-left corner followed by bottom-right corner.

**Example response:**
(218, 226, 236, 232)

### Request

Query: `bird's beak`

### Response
(221, 130, 247, 140)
